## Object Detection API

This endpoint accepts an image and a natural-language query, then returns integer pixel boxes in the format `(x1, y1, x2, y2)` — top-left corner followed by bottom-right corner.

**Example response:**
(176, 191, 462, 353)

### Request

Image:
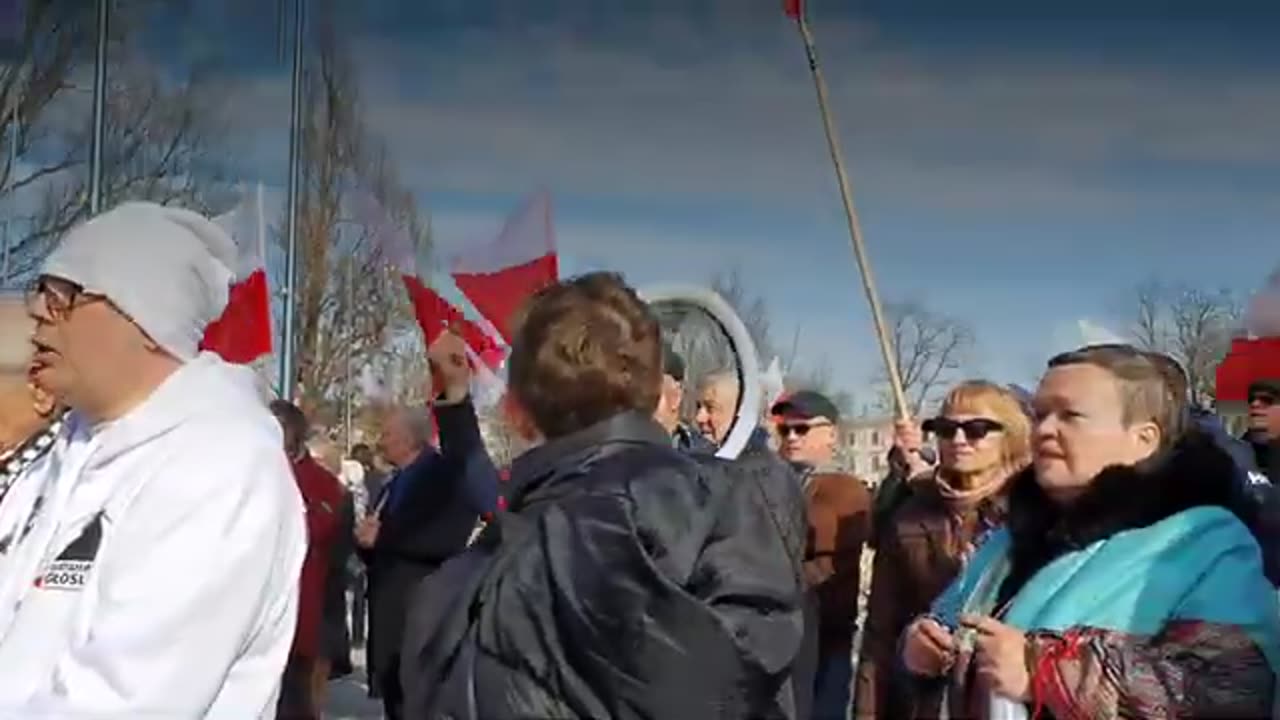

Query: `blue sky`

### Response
(132, 0, 1280, 404)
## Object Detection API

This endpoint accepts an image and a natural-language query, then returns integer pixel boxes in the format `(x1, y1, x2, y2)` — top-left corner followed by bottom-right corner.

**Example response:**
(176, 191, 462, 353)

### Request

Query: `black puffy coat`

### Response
(400, 412, 809, 719)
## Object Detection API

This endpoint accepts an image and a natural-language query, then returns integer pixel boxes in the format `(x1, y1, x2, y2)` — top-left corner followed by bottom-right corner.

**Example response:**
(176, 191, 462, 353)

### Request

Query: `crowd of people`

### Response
(0, 200, 1278, 719)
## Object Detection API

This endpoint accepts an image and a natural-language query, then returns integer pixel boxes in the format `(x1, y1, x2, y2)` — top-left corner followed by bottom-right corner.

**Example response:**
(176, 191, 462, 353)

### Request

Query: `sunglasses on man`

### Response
(775, 421, 831, 439)
(921, 417, 1004, 441)
(1250, 393, 1277, 408)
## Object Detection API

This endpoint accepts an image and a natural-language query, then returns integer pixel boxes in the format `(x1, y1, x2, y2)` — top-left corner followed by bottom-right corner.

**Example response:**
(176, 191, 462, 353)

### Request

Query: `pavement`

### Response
(323, 647, 384, 720)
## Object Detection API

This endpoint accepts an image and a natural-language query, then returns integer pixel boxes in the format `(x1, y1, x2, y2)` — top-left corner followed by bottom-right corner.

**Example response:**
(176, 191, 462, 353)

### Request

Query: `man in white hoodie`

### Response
(0, 202, 306, 718)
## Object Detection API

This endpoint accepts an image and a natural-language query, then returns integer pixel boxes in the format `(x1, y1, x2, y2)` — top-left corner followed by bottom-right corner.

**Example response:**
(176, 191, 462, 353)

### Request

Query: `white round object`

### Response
(639, 284, 762, 460)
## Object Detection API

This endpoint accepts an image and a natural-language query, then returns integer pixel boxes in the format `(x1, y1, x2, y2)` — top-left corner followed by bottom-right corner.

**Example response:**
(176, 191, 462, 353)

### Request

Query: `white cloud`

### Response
(326, 20, 1280, 217)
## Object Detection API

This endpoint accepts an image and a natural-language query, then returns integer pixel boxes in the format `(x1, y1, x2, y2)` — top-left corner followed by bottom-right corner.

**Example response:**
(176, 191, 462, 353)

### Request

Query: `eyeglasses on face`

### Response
(25, 276, 103, 322)
(922, 417, 1004, 441)
(775, 421, 831, 439)
(1250, 393, 1277, 408)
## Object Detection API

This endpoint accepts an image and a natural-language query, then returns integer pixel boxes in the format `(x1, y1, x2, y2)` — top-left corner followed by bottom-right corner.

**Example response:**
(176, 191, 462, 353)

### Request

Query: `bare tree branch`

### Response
(1128, 280, 1240, 407)
(874, 300, 975, 416)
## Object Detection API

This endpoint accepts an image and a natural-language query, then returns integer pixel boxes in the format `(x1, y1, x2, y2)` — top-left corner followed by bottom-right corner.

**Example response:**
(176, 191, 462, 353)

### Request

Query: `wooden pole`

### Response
(792, 11, 910, 420)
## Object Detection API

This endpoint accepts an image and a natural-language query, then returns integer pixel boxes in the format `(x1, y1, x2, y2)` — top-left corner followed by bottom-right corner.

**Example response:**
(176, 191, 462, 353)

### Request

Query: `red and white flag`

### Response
(783, 0, 803, 19)
(201, 183, 273, 364)
(450, 191, 559, 344)
(359, 194, 506, 371)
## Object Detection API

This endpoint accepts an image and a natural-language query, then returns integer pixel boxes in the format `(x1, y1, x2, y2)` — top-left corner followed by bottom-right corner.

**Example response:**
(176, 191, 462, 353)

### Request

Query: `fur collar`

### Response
(999, 430, 1261, 601)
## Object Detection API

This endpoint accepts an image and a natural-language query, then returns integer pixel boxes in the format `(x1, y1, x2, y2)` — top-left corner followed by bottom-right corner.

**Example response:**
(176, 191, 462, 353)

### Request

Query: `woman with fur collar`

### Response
(900, 343, 1280, 719)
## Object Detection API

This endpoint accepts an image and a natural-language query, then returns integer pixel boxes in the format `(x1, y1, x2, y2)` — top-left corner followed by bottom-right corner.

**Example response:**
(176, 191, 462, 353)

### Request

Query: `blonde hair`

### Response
(940, 380, 1032, 472)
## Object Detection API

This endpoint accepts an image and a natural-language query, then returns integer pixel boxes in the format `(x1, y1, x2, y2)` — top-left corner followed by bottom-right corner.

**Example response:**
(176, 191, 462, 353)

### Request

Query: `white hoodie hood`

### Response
(0, 352, 306, 718)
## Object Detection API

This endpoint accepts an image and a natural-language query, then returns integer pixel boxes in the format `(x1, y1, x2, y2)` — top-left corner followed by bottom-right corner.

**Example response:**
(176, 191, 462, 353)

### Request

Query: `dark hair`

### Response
(351, 443, 374, 467)
(1047, 344, 1185, 448)
(508, 272, 662, 439)
(269, 399, 309, 457)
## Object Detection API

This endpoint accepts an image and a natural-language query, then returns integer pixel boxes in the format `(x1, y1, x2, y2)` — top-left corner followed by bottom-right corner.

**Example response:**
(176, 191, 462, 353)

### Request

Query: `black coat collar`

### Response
(1000, 430, 1264, 600)
(506, 412, 671, 511)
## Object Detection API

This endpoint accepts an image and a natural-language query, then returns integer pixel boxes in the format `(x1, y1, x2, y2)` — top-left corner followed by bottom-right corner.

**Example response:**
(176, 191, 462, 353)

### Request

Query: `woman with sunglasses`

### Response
(900, 345, 1280, 718)
(855, 381, 1031, 719)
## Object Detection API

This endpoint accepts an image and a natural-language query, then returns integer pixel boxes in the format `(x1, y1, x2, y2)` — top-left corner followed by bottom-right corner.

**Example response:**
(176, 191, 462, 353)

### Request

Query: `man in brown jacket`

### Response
(773, 391, 871, 719)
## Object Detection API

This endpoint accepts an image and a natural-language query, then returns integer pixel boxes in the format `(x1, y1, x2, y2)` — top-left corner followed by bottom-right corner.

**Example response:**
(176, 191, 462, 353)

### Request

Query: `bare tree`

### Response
(2, 0, 227, 280)
(1128, 280, 1240, 407)
(710, 267, 778, 363)
(876, 300, 975, 416)
(703, 265, 858, 413)
(285, 6, 421, 426)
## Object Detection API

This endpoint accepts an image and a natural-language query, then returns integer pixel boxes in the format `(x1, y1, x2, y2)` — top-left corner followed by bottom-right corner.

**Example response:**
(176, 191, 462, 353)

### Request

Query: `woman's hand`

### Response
(960, 614, 1031, 702)
(902, 617, 956, 677)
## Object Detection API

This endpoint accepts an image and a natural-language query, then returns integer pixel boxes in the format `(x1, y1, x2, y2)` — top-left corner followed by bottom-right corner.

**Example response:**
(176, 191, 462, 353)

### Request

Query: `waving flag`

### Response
(1245, 266, 1280, 338)
(760, 356, 786, 407)
(359, 193, 505, 371)
(783, 0, 803, 19)
(451, 191, 559, 343)
(201, 183, 273, 363)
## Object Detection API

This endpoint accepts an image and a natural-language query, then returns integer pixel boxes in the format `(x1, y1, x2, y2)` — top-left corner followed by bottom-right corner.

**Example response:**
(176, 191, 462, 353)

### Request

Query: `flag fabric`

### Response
(1245, 267, 1280, 338)
(450, 191, 559, 344)
(358, 192, 506, 371)
(400, 274, 504, 369)
(760, 356, 786, 408)
(783, 0, 803, 19)
(201, 184, 273, 364)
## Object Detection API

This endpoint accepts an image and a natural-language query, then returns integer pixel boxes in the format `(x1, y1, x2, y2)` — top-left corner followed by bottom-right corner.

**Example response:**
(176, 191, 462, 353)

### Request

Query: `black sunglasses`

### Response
(1250, 393, 1277, 407)
(922, 417, 1004, 441)
(776, 421, 831, 438)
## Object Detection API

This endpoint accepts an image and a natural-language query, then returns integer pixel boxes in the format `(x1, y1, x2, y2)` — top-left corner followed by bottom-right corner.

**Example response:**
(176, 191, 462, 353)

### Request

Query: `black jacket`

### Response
(400, 412, 809, 720)
(361, 398, 498, 682)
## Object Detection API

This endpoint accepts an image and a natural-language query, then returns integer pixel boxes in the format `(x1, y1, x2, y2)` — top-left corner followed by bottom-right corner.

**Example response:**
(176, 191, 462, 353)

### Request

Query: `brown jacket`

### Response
(802, 469, 872, 655)
(853, 475, 1006, 720)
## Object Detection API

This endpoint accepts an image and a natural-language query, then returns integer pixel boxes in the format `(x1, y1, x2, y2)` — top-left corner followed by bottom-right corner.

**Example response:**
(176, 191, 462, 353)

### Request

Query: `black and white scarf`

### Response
(0, 415, 63, 504)
(0, 415, 65, 555)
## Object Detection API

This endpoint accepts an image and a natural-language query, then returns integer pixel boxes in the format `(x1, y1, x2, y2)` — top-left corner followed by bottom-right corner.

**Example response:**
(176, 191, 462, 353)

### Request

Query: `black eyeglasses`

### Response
(25, 276, 103, 322)
(1250, 393, 1277, 408)
(776, 421, 831, 438)
(922, 417, 1004, 441)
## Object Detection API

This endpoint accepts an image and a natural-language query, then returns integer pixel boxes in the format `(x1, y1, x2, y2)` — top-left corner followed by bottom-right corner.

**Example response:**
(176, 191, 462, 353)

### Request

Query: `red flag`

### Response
(783, 0, 803, 18)
(201, 185, 273, 363)
(401, 275, 505, 371)
(451, 192, 559, 344)
(202, 269, 272, 363)
(358, 193, 506, 371)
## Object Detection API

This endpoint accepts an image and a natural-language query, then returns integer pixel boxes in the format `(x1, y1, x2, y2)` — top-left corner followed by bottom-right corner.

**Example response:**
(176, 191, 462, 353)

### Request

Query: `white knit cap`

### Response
(41, 202, 238, 361)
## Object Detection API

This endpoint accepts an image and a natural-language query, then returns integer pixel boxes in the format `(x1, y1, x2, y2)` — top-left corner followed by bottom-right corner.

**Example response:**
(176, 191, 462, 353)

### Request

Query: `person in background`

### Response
(695, 369, 739, 446)
(0, 294, 64, 616)
(696, 369, 773, 456)
(902, 345, 1279, 717)
(0, 293, 61, 513)
(771, 390, 871, 720)
(322, 483, 356, 684)
(0, 202, 305, 716)
(351, 442, 385, 508)
(654, 341, 714, 454)
(869, 428, 936, 549)
(401, 272, 808, 719)
(347, 441, 383, 651)
(356, 329, 499, 720)
(855, 381, 1030, 719)
(1246, 378, 1280, 481)
(270, 400, 347, 720)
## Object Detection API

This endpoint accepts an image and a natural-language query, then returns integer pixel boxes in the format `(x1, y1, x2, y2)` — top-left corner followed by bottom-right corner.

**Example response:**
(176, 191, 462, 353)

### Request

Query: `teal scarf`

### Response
(932, 506, 1280, 669)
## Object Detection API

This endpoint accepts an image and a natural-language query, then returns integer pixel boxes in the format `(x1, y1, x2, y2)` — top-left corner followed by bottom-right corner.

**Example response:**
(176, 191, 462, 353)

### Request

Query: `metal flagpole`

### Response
(2, 108, 14, 286)
(279, 0, 305, 401)
(789, 6, 910, 420)
(88, 0, 109, 215)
